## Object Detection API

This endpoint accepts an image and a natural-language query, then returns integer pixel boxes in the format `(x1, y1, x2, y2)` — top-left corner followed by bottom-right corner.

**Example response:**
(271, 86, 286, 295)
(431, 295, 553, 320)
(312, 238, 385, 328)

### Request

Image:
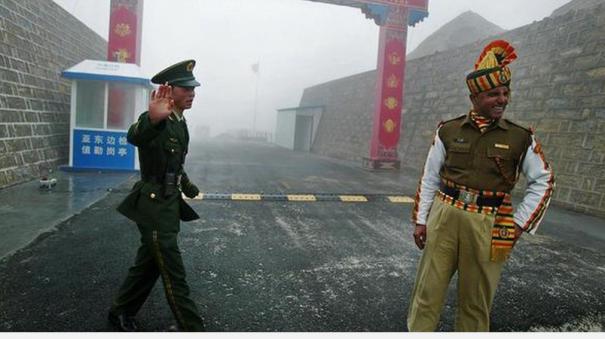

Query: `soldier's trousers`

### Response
(110, 223, 205, 331)
(407, 198, 505, 331)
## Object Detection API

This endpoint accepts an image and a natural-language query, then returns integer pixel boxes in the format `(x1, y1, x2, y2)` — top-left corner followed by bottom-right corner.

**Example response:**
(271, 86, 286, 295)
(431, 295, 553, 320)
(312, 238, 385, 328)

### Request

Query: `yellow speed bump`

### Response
(339, 195, 368, 202)
(231, 193, 262, 201)
(387, 196, 414, 203)
(287, 194, 317, 202)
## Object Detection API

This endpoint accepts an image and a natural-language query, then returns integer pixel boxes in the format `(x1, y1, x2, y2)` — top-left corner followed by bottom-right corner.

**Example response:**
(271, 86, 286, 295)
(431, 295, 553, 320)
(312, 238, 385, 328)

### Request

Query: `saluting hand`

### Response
(413, 224, 427, 250)
(149, 83, 174, 124)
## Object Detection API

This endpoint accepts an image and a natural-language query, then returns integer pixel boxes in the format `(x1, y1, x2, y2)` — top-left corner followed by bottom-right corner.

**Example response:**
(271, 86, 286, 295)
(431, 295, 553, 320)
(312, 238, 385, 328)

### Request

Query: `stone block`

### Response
(14, 124, 31, 137)
(576, 163, 605, 177)
(20, 150, 39, 163)
(6, 96, 26, 109)
(549, 134, 583, 148)
(587, 67, 605, 78)
(556, 173, 583, 188)
(570, 189, 602, 207)
(0, 154, 18, 168)
(574, 54, 602, 70)
(0, 124, 7, 138)
(537, 120, 561, 133)
(582, 177, 597, 191)
(562, 83, 587, 96)
(545, 98, 577, 110)
(589, 150, 604, 163)
(0, 68, 19, 83)
(4, 138, 29, 152)
(554, 186, 571, 201)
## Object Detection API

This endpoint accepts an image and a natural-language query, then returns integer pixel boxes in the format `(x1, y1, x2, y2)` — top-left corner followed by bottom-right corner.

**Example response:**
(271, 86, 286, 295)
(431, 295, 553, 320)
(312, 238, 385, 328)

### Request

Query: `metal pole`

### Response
(253, 64, 260, 135)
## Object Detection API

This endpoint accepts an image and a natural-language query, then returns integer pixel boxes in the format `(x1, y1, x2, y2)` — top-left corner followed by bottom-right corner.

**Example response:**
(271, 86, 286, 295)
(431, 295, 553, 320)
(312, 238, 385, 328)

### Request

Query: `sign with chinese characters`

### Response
(73, 129, 135, 170)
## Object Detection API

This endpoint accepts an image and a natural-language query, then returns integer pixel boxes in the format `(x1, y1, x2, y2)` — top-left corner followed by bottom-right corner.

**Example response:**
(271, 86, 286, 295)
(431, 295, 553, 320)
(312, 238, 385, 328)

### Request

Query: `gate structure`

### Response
(308, 0, 429, 169)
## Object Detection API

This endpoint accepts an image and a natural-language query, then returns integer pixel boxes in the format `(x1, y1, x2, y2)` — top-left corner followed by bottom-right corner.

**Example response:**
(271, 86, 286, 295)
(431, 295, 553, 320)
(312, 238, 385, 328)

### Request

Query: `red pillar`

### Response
(363, 6, 408, 169)
(107, 0, 144, 65)
(107, 0, 144, 130)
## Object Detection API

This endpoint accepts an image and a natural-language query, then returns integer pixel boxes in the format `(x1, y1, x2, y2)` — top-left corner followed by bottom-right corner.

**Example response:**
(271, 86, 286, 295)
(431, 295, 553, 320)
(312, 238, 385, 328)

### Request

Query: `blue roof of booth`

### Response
(62, 60, 153, 87)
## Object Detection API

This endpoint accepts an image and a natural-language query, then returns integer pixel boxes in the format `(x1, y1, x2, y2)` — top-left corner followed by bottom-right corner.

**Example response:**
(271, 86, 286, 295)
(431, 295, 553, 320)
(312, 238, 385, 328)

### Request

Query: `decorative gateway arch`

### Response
(307, 0, 429, 169)
(105, 0, 429, 169)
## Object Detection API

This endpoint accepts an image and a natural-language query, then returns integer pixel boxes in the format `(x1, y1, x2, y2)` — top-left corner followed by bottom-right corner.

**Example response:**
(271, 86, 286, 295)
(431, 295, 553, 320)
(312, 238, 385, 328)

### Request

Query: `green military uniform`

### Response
(110, 60, 205, 331)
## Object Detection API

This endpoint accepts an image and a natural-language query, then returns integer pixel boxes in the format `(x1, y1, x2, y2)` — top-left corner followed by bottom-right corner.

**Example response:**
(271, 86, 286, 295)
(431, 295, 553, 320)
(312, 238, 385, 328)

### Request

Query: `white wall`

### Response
(274, 109, 296, 149)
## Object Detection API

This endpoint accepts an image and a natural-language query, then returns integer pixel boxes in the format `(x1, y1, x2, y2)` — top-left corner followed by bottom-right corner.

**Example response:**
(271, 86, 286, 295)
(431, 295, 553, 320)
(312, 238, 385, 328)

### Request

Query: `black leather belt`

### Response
(141, 174, 181, 186)
(141, 175, 162, 184)
(439, 184, 504, 207)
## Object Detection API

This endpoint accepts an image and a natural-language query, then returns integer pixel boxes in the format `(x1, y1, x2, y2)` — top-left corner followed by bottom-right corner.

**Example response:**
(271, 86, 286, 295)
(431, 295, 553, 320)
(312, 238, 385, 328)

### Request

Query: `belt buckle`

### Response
(459, 190, 477, 204)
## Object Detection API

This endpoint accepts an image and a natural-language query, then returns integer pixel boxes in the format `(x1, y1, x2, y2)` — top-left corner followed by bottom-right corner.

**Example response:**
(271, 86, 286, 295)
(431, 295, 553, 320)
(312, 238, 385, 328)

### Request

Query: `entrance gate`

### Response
(307, 0, 429, 169)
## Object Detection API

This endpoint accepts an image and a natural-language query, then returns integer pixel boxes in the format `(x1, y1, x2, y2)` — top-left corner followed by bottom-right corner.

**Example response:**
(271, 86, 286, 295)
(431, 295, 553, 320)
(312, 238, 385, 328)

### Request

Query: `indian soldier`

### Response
(407, 40, 555, 331)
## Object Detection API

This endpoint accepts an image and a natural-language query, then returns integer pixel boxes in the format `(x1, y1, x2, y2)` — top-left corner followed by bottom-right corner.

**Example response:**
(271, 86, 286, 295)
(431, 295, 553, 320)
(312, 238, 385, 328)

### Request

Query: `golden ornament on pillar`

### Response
(113, 48, 131, 63)
(387, 74, 400, 88)
(383, 119, 396, 133)
(114, 23, 132, 37)
(384, 96, 399, 110)
(388, 52, 401, 65)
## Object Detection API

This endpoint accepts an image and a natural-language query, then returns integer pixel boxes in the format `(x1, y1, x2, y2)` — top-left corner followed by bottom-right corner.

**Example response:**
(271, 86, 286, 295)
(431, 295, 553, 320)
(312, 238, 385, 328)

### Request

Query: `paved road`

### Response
(0, 140, 603, 331)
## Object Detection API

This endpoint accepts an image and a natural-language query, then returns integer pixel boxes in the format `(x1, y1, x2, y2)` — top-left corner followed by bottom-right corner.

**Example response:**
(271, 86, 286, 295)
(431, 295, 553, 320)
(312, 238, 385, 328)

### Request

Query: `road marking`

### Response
(182, 193, 415, 204)
(287, 194, 317, 202)
(387, 196, 414, 203)
(231, 193, 262, 201)
(339, 195, 368, 202)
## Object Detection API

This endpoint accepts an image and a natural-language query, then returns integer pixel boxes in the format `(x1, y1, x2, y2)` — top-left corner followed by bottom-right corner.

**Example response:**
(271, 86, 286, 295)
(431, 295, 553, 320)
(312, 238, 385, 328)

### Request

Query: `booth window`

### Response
(75, 80, 105, 128)
(107, 83, 136, 130)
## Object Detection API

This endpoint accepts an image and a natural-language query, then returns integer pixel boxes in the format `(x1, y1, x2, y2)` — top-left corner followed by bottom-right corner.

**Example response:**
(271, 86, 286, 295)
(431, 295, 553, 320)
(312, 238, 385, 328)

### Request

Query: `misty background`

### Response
(53, 0, 572, 138)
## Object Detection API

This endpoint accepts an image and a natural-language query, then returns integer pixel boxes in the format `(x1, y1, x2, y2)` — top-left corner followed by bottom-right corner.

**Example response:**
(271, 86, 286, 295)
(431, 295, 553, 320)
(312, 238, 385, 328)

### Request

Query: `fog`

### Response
(54, 0, 572, 138)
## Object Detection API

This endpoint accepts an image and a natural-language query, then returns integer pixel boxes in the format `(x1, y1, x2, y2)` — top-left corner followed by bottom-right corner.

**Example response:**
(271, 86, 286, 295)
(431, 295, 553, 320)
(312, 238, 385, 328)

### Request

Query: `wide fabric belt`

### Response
(438, 179, 515, 263)
(439, 183, 504, 207)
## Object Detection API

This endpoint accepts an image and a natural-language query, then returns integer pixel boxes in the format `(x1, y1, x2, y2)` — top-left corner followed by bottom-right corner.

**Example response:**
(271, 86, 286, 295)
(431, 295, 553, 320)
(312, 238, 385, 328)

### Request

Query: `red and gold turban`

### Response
(466, 40, 517, 95)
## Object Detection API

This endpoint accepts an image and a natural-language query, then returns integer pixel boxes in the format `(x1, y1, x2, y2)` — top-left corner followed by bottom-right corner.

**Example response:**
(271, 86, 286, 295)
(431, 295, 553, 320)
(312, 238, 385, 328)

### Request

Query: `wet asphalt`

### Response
(0, 140, 603, 332)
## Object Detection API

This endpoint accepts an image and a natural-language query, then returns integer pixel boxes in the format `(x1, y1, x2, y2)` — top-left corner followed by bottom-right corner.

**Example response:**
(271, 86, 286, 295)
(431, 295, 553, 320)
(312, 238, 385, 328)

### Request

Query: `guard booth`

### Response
(274, 106, 323, 151)
(61, 60, 152, 171)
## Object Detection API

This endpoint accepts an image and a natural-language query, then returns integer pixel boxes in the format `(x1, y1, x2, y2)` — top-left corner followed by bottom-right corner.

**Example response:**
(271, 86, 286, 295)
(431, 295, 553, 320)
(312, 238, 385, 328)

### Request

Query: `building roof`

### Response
(62, 59, 152, 87)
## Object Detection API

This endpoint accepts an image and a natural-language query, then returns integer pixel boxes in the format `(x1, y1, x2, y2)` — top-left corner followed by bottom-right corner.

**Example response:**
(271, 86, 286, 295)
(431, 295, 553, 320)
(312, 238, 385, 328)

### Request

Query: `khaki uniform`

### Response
(408, 113, 554, 331)
(438, 115, 531, 192)
(111, 111, 204, 331)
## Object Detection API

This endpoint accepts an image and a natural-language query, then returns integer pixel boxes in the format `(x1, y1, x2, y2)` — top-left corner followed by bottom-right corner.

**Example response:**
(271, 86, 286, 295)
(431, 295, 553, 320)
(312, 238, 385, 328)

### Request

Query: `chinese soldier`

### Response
(407, 40, 555, 331)
(108, 60, 205, 332)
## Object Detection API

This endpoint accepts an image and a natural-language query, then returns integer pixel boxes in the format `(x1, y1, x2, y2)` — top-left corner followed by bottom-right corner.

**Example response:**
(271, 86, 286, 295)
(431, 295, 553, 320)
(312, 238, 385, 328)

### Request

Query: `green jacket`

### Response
(117, 111, 199, 226)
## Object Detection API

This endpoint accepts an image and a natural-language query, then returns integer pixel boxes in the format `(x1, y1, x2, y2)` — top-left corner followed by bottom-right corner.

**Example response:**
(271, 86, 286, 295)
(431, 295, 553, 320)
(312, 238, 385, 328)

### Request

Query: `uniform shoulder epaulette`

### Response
(438, 114, 466, 128)
(504, 119, 533, 134)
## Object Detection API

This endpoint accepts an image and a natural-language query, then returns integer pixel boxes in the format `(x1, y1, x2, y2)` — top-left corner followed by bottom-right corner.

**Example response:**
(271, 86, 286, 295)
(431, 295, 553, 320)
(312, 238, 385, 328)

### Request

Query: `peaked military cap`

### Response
(151, 59, 200, 87)
(466, 40, 517, 95)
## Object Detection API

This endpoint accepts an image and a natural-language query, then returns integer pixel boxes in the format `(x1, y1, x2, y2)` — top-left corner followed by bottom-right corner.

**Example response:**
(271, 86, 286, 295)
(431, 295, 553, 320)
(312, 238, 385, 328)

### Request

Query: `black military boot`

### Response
(108, 312, 138, 332)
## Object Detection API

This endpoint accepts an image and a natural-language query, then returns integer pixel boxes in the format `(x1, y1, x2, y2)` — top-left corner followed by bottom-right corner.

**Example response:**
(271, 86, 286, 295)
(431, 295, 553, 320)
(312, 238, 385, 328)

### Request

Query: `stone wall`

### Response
(300, 4, 605, 216)
(0, 0, 106, 188)
(302, 71, 376, 161)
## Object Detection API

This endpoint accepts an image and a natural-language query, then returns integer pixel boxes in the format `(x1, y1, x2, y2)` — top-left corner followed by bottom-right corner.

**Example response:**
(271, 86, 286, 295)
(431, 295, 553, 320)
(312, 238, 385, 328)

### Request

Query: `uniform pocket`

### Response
(487, 147, 516, 182)
(445, 143, 471, 169)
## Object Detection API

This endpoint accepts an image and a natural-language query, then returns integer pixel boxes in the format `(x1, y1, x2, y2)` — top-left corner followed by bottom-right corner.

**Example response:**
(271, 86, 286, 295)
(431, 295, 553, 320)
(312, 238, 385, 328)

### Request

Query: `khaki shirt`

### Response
(438, 114, 532, 193)
(412, 113, 555, 234)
